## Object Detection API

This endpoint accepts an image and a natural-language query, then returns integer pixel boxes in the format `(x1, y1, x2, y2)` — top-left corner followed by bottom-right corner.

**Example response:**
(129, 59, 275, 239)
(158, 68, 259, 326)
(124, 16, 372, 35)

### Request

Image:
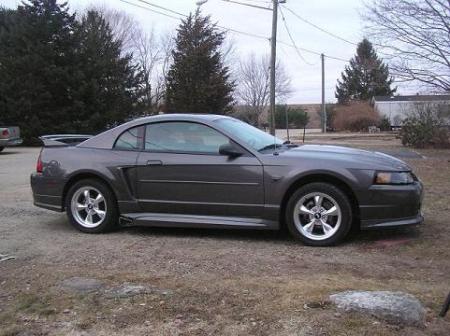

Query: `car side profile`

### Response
(31, 114, 424, 246)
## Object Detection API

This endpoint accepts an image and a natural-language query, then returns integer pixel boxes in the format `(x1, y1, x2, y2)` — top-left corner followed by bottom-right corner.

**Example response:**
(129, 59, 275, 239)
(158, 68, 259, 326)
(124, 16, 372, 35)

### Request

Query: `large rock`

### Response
(105, 283, 173, 298)
(60, 277, 104, 293)
(330, 290, 425, 326)
(106, 283, 151, 298)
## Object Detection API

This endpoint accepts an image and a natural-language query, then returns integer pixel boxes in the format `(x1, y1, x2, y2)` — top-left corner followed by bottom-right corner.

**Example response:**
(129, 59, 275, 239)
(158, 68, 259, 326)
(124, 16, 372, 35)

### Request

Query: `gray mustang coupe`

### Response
(31, 114, 423, 246)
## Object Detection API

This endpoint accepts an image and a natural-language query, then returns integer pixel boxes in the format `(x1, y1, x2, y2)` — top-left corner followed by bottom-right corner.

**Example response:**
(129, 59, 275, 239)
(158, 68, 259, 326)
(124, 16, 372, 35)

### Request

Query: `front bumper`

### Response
(359, 181, 424, 230)
(0, 137, 23, 147)
(361, 213, 424, 229)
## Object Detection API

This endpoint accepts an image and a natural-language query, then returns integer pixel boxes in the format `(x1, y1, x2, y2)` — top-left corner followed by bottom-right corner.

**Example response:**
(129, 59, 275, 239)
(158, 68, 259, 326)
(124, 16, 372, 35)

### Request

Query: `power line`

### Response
(323, 54, 348, 62)
(282, 5, 358, 46)
(118, 0, 349, 63)
(136, 0, 185, 17)
(119, 0, 181, 20)
(278, 40, 348, 62)
(240, 0, 272, 4)
(137, 0, 269, 39)
(120, 0, 270, 41)
(279, 6, 316, 66)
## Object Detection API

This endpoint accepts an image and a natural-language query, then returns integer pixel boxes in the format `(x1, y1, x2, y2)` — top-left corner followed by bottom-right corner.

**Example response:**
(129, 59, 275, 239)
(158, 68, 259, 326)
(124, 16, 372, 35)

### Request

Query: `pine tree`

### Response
(165, 10, 234, 114)
(335, 38, 395, 104)
(0, 2, 146, 141)
(0, 0, 77, 142)
(70, 10, 145, 133)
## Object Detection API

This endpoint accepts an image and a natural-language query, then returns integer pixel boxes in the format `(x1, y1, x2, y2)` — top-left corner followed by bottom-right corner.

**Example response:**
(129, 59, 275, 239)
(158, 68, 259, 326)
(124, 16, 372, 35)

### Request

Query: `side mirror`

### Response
(219, 143, 244, 158)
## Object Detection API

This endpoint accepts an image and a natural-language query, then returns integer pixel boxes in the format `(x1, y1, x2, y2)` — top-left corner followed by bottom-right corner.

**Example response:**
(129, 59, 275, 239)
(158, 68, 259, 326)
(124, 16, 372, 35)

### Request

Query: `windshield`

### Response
(215, 118, 283, 152)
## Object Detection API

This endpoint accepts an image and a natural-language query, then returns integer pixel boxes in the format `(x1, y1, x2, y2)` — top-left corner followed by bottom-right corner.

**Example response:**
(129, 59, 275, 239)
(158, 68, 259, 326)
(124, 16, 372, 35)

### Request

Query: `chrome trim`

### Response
(139, 179, 259, 186)
(138, 198, 263, 207)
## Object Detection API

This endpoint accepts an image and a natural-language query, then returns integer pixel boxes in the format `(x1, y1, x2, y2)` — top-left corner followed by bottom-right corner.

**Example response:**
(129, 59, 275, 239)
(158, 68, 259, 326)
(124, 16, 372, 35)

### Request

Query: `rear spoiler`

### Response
(39, 134, 93, 147)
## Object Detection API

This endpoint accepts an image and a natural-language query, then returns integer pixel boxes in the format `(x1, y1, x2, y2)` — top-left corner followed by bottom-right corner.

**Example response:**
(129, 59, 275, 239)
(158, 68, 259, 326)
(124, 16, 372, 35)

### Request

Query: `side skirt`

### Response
(119, 212, 278, 230)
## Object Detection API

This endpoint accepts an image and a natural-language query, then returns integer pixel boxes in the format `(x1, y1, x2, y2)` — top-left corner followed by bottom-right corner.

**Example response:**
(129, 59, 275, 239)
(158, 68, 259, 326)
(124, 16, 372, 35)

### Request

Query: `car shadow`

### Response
(39, 215, 422, 248)
(121, 225, 294, 244)
(0, 151, 21, 155)
(347, 226, 422, 247)
(41, 215, 75, 232)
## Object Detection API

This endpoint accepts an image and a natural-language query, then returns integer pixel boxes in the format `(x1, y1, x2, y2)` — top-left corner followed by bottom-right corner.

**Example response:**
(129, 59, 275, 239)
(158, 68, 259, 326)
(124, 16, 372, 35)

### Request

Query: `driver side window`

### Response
(144, 122, 230, 155)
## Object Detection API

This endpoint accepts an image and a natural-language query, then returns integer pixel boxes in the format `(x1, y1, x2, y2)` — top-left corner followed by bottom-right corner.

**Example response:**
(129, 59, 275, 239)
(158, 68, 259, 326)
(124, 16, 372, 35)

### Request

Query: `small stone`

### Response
(0, 254, 16, 262)
(60, 277, 104, 293)
(330, 290, 425, 326)
(63, 309, 70, 314)
(106, 283, 150, 298)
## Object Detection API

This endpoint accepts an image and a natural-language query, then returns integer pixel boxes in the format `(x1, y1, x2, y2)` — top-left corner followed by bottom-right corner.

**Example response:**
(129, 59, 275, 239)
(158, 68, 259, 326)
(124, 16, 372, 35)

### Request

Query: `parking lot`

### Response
(1, 143, 450, 335)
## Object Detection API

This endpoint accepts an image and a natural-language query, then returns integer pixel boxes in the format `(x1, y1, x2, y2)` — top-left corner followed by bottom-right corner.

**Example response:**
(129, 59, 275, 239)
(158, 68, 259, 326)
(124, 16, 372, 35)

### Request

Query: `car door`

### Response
(135, 121, 264, 218)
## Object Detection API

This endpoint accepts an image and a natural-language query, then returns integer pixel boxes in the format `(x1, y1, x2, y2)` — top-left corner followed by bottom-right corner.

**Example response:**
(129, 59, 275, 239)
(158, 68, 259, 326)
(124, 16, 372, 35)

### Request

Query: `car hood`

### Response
(278, 144, 411, 171)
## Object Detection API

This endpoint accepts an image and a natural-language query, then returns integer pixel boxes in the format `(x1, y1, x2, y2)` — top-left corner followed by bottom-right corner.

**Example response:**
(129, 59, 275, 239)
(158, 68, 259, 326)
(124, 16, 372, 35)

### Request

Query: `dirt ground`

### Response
(1, 136, 449, 336)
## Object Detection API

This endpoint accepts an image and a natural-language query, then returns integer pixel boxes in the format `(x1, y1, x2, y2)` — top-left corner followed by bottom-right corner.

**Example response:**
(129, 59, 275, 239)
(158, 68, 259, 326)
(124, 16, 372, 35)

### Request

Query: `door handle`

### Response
(146, 160, 163, 166)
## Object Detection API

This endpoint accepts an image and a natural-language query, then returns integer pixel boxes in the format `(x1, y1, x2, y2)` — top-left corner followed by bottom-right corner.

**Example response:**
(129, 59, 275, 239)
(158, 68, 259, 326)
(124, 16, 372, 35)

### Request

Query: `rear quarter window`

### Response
(114, 126, 144, 150)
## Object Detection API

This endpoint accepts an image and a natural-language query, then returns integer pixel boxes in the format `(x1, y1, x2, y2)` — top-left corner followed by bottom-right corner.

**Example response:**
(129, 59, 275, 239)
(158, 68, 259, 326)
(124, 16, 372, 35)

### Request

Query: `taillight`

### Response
(36, 153, 43, 173)
(1, 129, 8, 137)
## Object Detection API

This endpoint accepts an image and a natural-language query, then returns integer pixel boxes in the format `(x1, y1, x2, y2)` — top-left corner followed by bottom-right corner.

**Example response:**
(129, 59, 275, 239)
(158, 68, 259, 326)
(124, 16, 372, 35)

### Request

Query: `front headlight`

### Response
(374, 171, 416, 185)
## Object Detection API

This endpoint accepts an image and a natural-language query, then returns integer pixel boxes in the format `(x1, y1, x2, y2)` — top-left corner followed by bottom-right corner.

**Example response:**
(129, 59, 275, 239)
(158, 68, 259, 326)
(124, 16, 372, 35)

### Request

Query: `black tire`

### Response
(0, 147, 4, 152)
(285, 182, 352, 246)
(65, 178, 118, 233)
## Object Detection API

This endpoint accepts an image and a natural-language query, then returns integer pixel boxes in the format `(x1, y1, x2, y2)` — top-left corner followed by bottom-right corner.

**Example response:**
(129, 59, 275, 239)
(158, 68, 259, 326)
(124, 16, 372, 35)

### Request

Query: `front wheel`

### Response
(65, 179, 118, 233)
(286, 182, 352, 246)
(0, 147, 4, 152)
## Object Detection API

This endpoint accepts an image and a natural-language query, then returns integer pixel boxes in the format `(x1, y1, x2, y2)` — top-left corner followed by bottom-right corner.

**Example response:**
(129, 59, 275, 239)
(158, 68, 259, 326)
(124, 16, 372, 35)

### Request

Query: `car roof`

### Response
(78, 113, 233, 149)
(132, 113, 229, 124)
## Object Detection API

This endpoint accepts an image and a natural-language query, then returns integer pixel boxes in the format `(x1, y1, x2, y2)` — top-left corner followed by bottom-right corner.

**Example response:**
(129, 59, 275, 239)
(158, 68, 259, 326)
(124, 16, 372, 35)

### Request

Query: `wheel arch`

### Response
(62, 171, 116, 210)
(279, 173, 360, 229)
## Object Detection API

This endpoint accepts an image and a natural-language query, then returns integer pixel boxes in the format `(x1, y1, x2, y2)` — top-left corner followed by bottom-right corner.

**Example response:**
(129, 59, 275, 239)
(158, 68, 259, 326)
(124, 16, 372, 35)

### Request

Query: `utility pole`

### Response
(197, 0, 283, 135)
(321, 53, 326, 133)
(269, 0, 279, 135)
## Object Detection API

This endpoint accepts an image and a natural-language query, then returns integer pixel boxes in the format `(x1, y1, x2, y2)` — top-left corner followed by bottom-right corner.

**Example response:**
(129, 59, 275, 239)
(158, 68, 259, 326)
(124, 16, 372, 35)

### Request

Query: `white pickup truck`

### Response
(0, 126, 23, 152)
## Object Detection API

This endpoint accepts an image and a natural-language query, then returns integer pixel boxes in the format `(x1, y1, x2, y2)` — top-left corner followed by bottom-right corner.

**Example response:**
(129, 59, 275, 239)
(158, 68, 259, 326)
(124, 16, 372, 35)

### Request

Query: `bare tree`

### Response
(235, 54, 292, 126)
(363, 0, 450, 92)
(131, 28, 161, 112)
(89, 5, 175, 113)
(88, 4, 139, 53)
(151, 32, 174, 111)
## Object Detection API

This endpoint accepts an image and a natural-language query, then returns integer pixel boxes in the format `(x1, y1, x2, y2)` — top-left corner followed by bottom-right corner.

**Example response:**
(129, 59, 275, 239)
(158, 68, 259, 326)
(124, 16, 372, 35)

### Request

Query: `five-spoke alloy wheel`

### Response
(70, 187, 107, 228)
(286, 183, 352, 246)
(66, 179, 118, 233)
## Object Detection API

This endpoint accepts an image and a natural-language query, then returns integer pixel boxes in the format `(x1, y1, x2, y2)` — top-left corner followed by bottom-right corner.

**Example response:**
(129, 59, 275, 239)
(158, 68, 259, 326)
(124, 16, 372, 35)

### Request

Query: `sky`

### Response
(0, 0, 418, 103)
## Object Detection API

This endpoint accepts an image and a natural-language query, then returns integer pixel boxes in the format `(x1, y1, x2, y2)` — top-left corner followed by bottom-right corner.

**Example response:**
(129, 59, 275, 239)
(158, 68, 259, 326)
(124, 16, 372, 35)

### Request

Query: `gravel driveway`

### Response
(1, 147, 449, 335)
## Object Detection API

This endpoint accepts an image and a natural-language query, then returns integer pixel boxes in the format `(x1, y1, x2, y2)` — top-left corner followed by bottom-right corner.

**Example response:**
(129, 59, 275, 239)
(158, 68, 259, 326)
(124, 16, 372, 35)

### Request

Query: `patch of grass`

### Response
(77, 317, 97, 330)
(0, 325, 23, 336)
(14, 293, 54, 316)
(0, 311, 14, 325)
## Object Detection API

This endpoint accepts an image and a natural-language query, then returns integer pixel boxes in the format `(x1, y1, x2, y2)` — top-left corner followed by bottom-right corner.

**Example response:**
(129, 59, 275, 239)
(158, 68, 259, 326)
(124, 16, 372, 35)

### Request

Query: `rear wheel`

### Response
(65, 179, 118, 233)
(286, 182, 352, 246)
(0, 147, 4, 152)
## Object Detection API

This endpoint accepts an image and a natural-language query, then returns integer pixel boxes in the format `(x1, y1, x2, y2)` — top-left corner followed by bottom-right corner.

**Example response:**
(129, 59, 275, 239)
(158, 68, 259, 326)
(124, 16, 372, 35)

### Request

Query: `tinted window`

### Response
(115, 126, 144, 150)
(215, 118, 283, 151)
(145, 122, 229, 154)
